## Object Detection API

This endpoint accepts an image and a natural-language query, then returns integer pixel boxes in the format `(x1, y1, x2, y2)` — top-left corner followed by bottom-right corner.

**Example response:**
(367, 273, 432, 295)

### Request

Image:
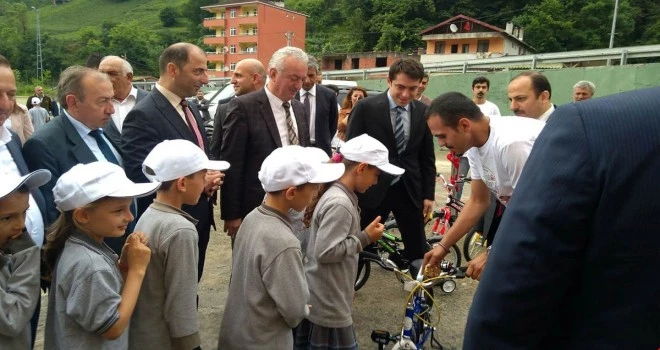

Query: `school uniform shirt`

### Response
(0, 232, 40, 349)
(130, 201, 200, 350)
(218, 204, 310, 349)
(304, 182, 371, 328)
(466, 117, 545, 206)
(45, 231, 126, 350)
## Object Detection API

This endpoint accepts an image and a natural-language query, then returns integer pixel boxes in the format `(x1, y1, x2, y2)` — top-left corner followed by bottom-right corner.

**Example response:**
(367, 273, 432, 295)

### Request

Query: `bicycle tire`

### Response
(354, 257, 371, 291)
(426, 237, 462, 267)
(462, 228, 487, 262)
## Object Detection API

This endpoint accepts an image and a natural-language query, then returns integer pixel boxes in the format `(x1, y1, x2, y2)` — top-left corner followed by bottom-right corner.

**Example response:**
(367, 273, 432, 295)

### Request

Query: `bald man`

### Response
(209, 58, 266, 160)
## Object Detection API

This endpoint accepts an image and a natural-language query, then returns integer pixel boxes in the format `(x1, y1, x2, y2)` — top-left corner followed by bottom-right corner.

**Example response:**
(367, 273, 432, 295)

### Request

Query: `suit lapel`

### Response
(379, 93, 397, 150)
(257, 90, 283, 147)
(150, 89, 197, 143)
(5, 135, 28, 174)
(291, 100, 310, 146)
(59, 114, 98, 163)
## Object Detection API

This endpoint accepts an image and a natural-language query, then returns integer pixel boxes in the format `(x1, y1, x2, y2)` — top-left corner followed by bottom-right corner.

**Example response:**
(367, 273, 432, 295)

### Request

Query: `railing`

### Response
(321, 44, 660, 79)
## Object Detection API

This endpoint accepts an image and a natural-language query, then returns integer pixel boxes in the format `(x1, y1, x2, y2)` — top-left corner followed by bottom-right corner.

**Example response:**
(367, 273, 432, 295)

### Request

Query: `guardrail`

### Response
(322, 44, 660, 79)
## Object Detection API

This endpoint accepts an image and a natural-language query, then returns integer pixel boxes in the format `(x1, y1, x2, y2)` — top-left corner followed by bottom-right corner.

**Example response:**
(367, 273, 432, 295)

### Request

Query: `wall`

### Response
(356, 63, 660, 114)
(258, 3, 306, 66)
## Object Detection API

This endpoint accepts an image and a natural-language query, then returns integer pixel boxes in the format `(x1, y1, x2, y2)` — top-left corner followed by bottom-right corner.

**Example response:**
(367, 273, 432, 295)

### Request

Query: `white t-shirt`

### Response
(477, 100, 501, 118)
(467, 117, 545, 205)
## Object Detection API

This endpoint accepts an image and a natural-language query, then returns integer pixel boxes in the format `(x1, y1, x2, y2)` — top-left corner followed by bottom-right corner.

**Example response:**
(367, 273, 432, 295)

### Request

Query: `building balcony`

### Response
(226, 15, 258, 26)
(203, 17, 226, 28)
(203, 35, 226, 45)
(239, 49, 258, 55)
(236, 34, 257, 43)
(206, 52, 226, 62)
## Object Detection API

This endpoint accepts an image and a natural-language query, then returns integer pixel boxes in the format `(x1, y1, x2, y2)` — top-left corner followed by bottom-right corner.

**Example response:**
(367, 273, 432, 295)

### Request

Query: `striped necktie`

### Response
(394, 106, 406, 155)
(282, 101, 299, 145)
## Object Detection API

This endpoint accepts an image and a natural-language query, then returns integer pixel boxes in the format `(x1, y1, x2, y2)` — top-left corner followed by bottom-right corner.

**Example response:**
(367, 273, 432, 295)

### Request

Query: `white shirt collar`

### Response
(64, 109, 93, 136)
(539, 104, 555, 122)
(300, 84, 316, 97)
(386, 90, 410, 111)
(265, 84, 287, 107)
(0, 124, 12, 146)
(155, 83, 183, 110)
(116, 86, 138, 104)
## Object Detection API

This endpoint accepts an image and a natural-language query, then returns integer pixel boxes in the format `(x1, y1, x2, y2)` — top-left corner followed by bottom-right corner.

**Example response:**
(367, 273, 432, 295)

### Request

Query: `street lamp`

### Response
(32, 6, 44, 81)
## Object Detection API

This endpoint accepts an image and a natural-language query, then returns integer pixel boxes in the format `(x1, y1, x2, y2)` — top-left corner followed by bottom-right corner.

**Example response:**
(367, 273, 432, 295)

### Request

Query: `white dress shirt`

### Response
(64, 111, 123, 165)
(265, 86, 299, 146)
(300, 85, 316, 143)
(155, 83, 190, 126)
(110, 86, 138, 132)
(538, 104, 555, 122)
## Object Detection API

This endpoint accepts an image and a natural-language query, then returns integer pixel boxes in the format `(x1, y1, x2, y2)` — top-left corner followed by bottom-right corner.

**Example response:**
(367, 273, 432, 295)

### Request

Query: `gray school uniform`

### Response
(28, 106, 48, 131)
(304, 183, 371, 328)
(45, 231, 126, 350)
(0, 232, 40, 350)
(129, 201, 200, 350)
(218, 204, 310, 350)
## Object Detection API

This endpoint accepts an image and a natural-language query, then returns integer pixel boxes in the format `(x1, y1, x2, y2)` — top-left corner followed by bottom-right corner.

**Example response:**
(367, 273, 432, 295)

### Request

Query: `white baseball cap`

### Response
(142, 139, 230, 182)
(0, 169, 51, 200)
(54, 162, 160, 212)
(258, 146, 345, 192)
(340, 134, 405, 175)
(31, 97, 41, 105)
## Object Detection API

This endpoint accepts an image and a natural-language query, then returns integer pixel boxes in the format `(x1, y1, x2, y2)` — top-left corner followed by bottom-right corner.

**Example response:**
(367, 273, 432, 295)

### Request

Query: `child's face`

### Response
(355, 164, 381, 193)
(0, 191, 29, 247)
(182, 170, 207, 205)
(75, 197, 133, 243)
(290, 183, 319, 212)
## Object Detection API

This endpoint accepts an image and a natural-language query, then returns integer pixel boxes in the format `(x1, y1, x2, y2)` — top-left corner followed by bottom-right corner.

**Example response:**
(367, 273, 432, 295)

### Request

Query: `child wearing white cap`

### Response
(43, 162, 159, 349)
(0, 170, 51, 349)
(295, 134, 405, 349)
(218, 145, 345, 349)
(129, 140, 229, 350)
(28, 96, 48, 131)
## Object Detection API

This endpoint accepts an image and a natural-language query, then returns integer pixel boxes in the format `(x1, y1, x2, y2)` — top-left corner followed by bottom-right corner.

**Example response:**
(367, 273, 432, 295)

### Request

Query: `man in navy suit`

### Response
(98, 55, 149, 146)
(296, 56, 338, 156)
(121, 43, 223, 281)
(464, 87, 660, 349)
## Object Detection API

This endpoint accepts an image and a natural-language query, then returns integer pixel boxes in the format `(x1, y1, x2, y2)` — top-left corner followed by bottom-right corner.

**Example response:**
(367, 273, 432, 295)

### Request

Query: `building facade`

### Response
(201, 0, 307, 78)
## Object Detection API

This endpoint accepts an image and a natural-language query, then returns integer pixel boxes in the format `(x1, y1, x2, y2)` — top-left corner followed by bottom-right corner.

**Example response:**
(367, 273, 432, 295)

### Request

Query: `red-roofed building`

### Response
(419, 14, 535, 65)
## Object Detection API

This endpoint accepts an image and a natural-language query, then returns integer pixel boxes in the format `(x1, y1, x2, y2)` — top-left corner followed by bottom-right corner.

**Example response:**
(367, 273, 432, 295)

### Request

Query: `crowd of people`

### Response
(0, 40, 658, 350)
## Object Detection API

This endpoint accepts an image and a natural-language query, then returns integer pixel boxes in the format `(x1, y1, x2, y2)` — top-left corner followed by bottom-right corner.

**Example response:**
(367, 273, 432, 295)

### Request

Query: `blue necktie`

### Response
(394, 106, 406, 155)
(88, 129, 119, 165)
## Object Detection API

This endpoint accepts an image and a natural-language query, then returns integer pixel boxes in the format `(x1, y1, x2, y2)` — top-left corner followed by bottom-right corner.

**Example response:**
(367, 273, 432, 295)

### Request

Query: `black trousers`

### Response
(359, 181, 427, 260)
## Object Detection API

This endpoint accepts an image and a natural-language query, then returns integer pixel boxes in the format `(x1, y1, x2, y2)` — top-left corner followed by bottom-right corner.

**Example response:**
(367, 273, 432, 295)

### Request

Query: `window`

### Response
(375, 57, 387, 68)
(230, 62, 236, 70)
(229, 44, 236, 54)
(434, 41, 445, 54)
(462, 44, 469, 53)
(334, 59, 343, 70)
(253, 9, 258, 16)
(351, 58, 360, 69)
(230, 9, 236, 18)
(450, 44, 458, 54)
(230, 27, 236, 36)
(477, 40, 490, 53)
(251, 27, 258, 35)
(219, 12, 225, 19)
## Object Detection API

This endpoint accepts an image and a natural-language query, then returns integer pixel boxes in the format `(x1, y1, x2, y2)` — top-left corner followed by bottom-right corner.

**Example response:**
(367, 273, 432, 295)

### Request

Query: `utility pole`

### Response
(284, 31, 293, 46)
(32, 7, 44, 81)
(607, 0, 620, 66)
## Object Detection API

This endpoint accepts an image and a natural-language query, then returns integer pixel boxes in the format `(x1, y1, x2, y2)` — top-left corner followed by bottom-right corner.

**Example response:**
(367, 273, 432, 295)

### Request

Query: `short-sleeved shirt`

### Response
(45, 231, 125, 350)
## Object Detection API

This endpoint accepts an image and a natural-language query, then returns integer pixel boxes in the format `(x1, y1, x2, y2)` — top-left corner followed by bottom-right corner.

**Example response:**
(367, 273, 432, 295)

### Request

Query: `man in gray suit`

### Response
(98, 55, 148, 146)
(220, 46, 311, 239)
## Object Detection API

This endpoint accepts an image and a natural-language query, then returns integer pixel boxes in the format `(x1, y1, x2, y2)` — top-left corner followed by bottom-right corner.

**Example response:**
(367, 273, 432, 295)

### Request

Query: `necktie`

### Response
(88, 130, 119, 165)
(303, 92, 311, 120)
(282, 101, 299, 145)
(394, 106, 406, 155)
(180, 99, 205, 149)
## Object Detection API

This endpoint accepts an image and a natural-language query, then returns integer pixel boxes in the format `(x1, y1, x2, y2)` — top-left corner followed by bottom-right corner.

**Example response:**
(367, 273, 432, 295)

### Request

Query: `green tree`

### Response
(108, 22, 161, 75)
(160, 6, 178, 27)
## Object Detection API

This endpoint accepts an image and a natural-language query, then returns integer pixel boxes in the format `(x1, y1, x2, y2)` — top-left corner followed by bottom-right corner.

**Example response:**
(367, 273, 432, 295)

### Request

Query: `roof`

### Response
(420, 14, 535, 52)
(201, 0, 308, 17)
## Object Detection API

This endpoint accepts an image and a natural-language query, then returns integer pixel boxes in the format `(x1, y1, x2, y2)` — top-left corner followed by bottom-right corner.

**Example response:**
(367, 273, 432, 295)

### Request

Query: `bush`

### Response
(159, 7, 178, 27)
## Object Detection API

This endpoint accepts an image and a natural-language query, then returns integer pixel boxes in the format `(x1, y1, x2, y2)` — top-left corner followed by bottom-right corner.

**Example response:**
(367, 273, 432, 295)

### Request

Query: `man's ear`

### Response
(126, 72, 133, 81)
(540, 90, 550, 103)
(166, 62, 178, 77)
(65, 94, 77, 109)
(458, 117, 471, 132)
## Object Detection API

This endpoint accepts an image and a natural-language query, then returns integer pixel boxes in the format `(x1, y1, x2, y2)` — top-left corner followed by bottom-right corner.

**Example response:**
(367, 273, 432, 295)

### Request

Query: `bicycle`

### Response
(463, 229, 488, 262)
(370, 260, 467, 350)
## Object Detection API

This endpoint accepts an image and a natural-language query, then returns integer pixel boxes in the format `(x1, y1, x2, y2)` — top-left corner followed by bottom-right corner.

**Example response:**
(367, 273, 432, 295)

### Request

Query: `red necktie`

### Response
(180, 99, 205, 149)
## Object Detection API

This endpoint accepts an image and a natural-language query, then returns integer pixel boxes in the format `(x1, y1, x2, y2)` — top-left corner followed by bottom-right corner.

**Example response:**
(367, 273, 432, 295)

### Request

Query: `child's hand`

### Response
(130, 231, 148, 245)
(118, 232, 148, 268)
(125, 234, 151, 272)
(365, 216, 384, 242)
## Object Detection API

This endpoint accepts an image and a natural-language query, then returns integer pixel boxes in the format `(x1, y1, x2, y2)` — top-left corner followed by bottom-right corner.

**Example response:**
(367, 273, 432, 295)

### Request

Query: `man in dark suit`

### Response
(220, 46, 311, 239)
(296, 56, 338, 156)
(121, 43, 223, 280)
(209, 58, 266, 160)
(98, 55, 148, 146)
(346, 58, 435, 261)
(463, 87, 660, 349)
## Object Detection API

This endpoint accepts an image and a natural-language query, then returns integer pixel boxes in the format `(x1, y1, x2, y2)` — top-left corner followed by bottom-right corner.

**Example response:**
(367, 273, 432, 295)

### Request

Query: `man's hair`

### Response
(57, 66, 109, 109)
(472, 76, 490, 89)
(0, 54, 10, 68)
(427, 92, 484, 128)
(159, 43, 198, 75)
(307, 56, 320, 73)
(423, 72, 430, 80)
(388, 58, 425, 82)
(511, 71, 552, 99)
(268, 46, 308, 73)
(101, 55, 134, 75)
(573, 80, 596, 95)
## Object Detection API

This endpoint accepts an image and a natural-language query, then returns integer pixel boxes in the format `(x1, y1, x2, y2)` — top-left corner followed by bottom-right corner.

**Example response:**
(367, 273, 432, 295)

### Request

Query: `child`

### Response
(295, 134, 404, 349)
(43, 161, 159, 349)
(130, 140, 229, 350)
(218, 145, 345, 349)
(0, 170, 51, 348)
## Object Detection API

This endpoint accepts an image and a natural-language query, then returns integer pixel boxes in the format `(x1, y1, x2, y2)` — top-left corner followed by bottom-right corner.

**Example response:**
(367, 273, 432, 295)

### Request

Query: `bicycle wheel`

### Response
(462, 228, 486, 262)
(426, 237, 462, 267)
(355, 256, 371, 291)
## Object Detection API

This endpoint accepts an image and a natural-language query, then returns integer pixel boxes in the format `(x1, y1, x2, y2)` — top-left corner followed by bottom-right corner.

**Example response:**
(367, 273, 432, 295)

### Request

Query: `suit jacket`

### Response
(121, 87, 212, 222)
(220, 88, 310, 220)
(464, 87, 660, 349)
(22, 114, 116, 225)
(296, 84, 338, 156)
(209, 96, 234, 160)
(345, 92, 435, 208)
(102, 88, 148, 146)
(6, 130, 47, 222)
(191, 97, 211, 122)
